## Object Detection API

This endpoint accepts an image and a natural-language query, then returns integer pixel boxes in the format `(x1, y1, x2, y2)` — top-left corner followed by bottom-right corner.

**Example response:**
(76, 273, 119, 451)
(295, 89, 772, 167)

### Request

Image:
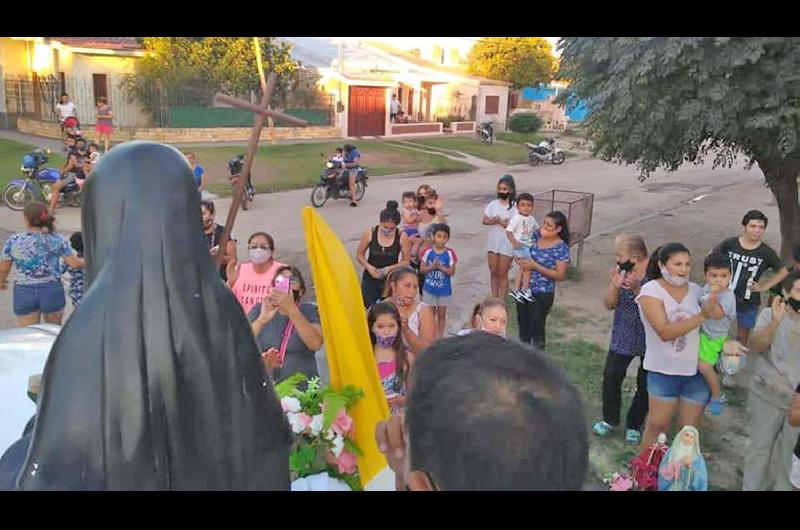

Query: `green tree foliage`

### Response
(468, 37, 557, 89)
(123, 37, 297, 122)
(558, 37, 800, 258)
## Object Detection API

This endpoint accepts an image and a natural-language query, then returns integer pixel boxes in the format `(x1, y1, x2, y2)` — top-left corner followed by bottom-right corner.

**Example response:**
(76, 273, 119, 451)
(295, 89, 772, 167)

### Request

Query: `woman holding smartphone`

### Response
(247, 266, 324, 383)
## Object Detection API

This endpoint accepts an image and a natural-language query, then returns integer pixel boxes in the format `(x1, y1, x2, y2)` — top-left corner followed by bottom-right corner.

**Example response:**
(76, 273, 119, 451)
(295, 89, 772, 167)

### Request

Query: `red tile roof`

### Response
(51, 37, 143, 51)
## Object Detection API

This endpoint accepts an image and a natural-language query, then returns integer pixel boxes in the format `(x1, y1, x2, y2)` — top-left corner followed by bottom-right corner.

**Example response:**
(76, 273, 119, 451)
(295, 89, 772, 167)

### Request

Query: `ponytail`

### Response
(24, 203, 55, 233)
(646, 242, 691, 280)
(646, 246, 664, 280)
(546, 211, 570, 245)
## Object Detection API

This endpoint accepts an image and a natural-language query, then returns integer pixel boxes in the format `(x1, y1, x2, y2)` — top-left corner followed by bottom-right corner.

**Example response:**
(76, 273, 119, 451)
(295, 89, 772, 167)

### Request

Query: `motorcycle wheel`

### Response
(552, 152, 566, 165)
(2, 183, 35, 211)
(311, 183, 330, 208)
(41, 184, 54, 203)
(355, 180, 366, 202)
(528, 153, 542, 166)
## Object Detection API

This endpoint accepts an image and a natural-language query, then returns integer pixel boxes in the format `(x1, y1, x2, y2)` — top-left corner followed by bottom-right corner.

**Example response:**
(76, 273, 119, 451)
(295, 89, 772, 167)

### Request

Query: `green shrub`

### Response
(508, 112, 543, 133)
(437, 114, 467, 129)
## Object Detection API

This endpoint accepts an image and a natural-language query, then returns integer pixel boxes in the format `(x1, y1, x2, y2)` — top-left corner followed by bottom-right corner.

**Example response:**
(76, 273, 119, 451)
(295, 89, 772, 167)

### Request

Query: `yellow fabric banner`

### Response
(301, 206, 389, 487)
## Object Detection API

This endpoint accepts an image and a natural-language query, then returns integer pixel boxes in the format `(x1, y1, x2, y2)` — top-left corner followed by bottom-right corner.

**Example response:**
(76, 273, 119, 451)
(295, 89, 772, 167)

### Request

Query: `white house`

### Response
(281, 38, 511, 138)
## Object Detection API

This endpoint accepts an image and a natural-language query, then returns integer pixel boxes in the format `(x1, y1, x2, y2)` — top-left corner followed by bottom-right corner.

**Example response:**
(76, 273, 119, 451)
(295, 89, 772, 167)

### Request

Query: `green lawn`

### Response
(0, 139, 66, 189)
(505, 301, 640, 481)
(496, 132, 545, 145)
(185, 140, 475, 197)
(402, 136, 530, 164)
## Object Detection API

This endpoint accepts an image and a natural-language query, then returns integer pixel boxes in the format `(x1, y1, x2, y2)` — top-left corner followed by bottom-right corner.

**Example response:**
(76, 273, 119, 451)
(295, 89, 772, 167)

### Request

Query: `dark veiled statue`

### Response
(11, 141, 291, 490)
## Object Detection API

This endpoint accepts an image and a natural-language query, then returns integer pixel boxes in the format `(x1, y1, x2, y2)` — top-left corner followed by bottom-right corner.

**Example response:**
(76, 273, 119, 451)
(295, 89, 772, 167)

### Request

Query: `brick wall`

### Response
(389, 122, 443, 136)
(16, 118, 343, 143)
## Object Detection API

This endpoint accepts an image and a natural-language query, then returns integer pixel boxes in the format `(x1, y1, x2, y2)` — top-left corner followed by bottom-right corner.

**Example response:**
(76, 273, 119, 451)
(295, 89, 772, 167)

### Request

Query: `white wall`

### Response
(477, 85, 509, 131)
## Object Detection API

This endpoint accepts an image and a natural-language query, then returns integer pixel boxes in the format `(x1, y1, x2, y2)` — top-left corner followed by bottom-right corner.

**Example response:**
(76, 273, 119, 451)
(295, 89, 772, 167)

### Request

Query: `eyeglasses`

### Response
(248, 245, 271, 251)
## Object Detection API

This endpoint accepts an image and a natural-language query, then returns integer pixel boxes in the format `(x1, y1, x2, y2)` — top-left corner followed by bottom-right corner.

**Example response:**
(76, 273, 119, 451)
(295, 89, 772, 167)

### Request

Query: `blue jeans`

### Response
(647, 371, 711, 405)
(13, 280, 66, 316)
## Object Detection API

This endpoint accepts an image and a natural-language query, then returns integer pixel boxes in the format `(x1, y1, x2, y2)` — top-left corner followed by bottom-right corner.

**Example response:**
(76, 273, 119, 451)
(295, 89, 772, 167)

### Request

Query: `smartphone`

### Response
(274, 275, 291, 294)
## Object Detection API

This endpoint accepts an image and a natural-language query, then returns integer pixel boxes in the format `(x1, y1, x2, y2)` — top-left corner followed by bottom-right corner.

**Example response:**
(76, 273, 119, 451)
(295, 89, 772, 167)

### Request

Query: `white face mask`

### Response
(249, 248, 272, 264)
(660, 266, 688, 287)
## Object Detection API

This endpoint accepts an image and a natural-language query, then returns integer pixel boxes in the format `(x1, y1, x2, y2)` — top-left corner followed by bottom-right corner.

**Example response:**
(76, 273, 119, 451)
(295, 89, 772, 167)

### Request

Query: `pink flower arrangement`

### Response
(336, 450, 358, 475)
(275, 374, 365, 491)
(332, 409, 355, 437)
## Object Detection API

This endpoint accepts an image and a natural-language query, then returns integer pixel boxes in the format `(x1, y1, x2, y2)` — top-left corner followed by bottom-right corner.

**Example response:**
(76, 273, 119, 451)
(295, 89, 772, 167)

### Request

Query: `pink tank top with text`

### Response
(233, 260, 285, 315)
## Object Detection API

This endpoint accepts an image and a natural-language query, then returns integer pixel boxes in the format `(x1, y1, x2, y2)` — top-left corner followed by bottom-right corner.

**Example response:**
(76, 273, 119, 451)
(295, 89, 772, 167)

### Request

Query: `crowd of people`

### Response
(1, 130, 798, 490)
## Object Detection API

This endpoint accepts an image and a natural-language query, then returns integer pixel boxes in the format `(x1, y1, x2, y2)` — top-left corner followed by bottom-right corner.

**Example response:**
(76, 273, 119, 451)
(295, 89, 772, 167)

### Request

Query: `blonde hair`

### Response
(469, 297, 507, 329)
(614, 233, 648, 260)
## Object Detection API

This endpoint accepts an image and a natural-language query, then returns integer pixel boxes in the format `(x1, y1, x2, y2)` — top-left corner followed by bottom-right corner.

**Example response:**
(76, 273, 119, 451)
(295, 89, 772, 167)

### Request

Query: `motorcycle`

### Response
(2, 149, 81, 211)
(310, 154, 368, 208)
(227, 154, 255, 210)
(526, 137, 566, 166)
(476, 121, 495, 144)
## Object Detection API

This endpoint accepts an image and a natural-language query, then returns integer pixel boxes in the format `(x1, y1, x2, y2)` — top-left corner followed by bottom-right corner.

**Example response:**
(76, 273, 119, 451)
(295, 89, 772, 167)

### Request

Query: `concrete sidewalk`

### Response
(0, 130, 64, 152)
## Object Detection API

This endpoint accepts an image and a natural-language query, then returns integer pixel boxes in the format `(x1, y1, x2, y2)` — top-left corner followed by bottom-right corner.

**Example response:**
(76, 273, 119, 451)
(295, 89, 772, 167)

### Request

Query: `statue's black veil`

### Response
(17, 142, 290, 490)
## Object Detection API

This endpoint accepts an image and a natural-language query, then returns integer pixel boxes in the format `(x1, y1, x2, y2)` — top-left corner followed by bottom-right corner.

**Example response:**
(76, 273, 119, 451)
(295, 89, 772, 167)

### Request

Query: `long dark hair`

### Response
(545, 211, 570, 244)
(497, 174, 517, 210)
(646, 242, 691, 280)
(367, 302, 409, 392)
(24, 202, 55, 233)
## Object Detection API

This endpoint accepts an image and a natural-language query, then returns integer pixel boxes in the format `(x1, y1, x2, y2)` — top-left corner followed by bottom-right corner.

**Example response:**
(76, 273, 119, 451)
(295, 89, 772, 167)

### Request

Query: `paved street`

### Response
(0, 151, 771, 332)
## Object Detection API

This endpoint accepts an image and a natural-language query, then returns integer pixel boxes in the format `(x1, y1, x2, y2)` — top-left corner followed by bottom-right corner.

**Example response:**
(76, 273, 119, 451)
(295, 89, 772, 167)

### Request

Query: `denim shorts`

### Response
(513, 246, 532, 260)
(647, 371, 711, 405)
(736, 305, 759, 331)
(13, 280, 66, 316)
(421, 291, 451, 307)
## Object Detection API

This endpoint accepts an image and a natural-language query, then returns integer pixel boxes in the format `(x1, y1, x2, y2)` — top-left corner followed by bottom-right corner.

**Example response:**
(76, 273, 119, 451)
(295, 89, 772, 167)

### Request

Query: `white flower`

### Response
(331, 434, 345, 458)
(323, 428, 336, 441)
(281, 397, 301, 414)
(309, 414, 324, 437)
(288, 412, 312, 434)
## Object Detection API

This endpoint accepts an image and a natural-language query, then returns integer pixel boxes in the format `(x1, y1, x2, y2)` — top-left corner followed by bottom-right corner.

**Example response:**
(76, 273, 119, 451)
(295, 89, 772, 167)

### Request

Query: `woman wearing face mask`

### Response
(356, 201, 412, 308)
(200, 200, 237, 281)
(384, 267, 436, 355)
(636, 243, 716, 451)
(457, 297, 508, 337)
(483, 175, 517, 299)
(227, 232, 285, 315)
(514, 211, 571, 349)
(368, 302, 414, 416)
(249, 266, 324, 383)
(593, 234, 651, 445)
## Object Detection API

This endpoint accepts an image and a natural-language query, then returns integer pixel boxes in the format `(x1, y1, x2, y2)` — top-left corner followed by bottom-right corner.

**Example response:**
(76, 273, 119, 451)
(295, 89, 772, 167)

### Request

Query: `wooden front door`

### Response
(348, 86, 386, 137)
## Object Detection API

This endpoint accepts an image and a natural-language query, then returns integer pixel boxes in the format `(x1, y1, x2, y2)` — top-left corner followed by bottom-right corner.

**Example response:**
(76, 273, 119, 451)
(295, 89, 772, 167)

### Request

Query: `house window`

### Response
(92, 73, 108, 102)
(485, 95, 500, 114)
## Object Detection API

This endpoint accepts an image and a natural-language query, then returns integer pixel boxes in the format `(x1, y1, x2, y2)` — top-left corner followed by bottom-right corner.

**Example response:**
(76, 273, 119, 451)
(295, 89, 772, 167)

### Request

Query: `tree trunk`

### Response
(761, 159, 800, 261)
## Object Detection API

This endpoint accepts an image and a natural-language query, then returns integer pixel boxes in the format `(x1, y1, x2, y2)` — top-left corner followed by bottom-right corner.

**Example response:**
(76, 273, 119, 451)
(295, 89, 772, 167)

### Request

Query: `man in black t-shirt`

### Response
(713, 210, 788, 345)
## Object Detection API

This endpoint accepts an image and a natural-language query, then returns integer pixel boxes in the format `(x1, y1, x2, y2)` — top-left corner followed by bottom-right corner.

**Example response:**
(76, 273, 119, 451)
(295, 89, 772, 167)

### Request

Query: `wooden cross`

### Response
(214, 38, 309, 265)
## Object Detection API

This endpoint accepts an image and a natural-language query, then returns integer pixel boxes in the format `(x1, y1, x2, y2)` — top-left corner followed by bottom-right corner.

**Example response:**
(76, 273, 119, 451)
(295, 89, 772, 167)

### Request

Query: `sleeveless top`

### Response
(232, 260, 285, 315)
(378, 359, 405, 416)
(367, 226, 401, 269)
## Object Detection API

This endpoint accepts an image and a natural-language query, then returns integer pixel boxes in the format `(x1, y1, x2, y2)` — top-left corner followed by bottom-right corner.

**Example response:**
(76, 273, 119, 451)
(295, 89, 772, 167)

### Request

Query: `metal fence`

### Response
(122, 78, 334, 129)
(533, 189, 595, 268)
(2, 73, 334, 129)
